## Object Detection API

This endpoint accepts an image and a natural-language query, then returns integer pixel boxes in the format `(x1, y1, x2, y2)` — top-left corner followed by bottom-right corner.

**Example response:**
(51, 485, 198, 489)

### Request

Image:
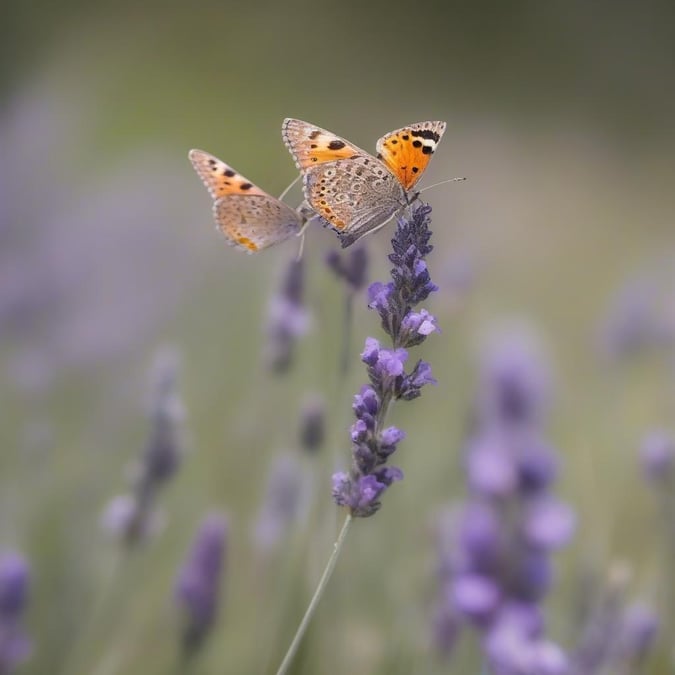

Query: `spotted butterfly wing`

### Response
(189, 149, 303, 253)
(375, 121, 446, 191)
(282, 119, 406, 239)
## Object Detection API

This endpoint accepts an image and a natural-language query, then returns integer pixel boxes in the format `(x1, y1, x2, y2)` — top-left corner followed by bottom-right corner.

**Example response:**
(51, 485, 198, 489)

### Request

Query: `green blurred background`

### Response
(2, 1, 675, 673)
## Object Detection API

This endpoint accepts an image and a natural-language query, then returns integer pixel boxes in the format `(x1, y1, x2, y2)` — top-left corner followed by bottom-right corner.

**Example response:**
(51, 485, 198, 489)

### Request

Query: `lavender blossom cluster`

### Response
(332, 203, 439, 517)
(175, 513, 228, 654)
(102, 348, 185, 545)
(434, 334, 575, 674)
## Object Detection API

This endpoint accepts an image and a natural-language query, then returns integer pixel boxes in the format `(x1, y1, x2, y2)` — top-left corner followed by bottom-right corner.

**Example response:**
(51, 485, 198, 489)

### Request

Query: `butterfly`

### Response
(189, 149, 309, 253)
(282, 119, 446, 248)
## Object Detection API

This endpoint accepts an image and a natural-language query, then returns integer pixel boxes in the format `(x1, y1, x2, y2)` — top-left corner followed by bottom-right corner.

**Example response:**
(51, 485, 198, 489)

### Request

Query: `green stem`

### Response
(275, 513, 353, 675)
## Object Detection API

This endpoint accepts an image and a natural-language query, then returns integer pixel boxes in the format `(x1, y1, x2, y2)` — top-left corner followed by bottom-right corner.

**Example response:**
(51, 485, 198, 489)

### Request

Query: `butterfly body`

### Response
(282, 118, 445, 247)
(189, 149, 304, 253)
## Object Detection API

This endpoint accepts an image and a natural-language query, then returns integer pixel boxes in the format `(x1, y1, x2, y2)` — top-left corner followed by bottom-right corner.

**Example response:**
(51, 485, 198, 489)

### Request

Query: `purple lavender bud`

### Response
(487, 616, 569, 675)
(513, 550, 553, 601)
(399, 359, 437, 400)
(298, 395, 325, 453)
(376, 347, 408, 377)
(325, 247, 369, 291)
(380, 426, 406, 451)
(477, 332, 551, 431)
(350, 419, 369, 443)
(253, 454, 305, 554)
(517, 437, 559, 492)
(458, 502, 503, 571)
(399, 309, 440, 347)
(372, 465, 404, 486)
(452, 574, 501, 624)
(265, 258, 310, 373)
(360, 337, 381, 366)
(497, 602, 546, 639)
(523, 499, 576, 550)
(353, 385, 379, 418)
(530, 640, 569, 674)
(175, 513, 228, 651)
(466, 435, 517, 498)
(639, 430, 674, 482)
(0, 554, 29, 618)
(367, 281, 394, 314)
(352, 475, 388, 514)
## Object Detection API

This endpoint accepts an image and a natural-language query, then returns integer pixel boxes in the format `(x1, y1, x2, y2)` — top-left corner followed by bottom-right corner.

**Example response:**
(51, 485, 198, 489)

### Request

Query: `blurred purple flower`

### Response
(639, 429, 674, 482)
(0, 552, 32, 673)
(175, 513, 228, 654)
(101, 347, 185, 546)
(332, 204, 439, 517)
(252, 453, 307, 554)
(597, 271, 675, 362)
(433, 333, 572, 667)
(325, 247, 369, 292)
(264, 258, 310, 373)
(298, 394, 326, 454)
(476, 331, 552, 432)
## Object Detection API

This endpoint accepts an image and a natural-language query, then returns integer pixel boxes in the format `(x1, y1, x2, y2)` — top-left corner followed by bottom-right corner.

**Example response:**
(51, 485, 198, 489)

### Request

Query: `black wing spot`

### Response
(411, 129, 440, 142)
(402, 134, 409, 141)
(240, 182, 253, 190)
(412, 166, 419, 174)
(422, 146, 433, 155)
(224, 169, 236, 177)
(412, 140, 423, 148)
(328, 140, 346, 150)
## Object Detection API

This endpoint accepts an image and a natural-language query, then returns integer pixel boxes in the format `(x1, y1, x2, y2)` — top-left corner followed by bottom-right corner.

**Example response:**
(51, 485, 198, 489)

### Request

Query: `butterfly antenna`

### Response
(419, 176, 467, 194)
(278, 174, 301, 201)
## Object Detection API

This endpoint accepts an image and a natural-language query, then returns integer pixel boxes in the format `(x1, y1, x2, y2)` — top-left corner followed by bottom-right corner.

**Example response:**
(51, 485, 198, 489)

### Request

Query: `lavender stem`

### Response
(275, 513, 352, 675)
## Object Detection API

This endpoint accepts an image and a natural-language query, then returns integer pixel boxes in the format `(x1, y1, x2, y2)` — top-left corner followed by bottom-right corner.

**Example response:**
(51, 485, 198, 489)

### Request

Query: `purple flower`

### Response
(452, 574, 501, 623)
(0, 553, 32, 672)
(298, 395, 325, 453)
(466, 435, 517, 497)
(264, 258, 310, 373)
(332, 204, 440, 517)
(523, 499, 576, 550)
(476, 331, 551, 431)
(102, 348, 185, 546)
(175, 513, 228, 652)
(325, 247, 369, 291)
(433, 331, 572, 664)
(0, 555, 29, 619)
(252, 454, 306, 554)
(639, 429, 674, 482)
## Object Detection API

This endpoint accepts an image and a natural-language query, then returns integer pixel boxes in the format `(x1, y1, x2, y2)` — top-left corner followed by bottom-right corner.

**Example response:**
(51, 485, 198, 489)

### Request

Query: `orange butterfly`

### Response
(282, 119, 446, 247)
(189, 149, 308, 253)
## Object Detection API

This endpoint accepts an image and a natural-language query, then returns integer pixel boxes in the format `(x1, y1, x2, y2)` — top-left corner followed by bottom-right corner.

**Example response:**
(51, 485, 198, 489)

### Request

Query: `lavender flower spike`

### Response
(0, 552, 32, 673)
(332, 203, 439, 517)
(175, 513, 228, 654)
(101, 347, 186, 546)
(264, 257, 310, 373)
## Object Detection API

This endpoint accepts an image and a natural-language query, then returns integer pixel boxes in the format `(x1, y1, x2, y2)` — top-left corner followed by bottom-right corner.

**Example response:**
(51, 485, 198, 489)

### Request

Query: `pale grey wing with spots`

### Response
(213, 194, 303, 253)
(303, 155, 407, 246)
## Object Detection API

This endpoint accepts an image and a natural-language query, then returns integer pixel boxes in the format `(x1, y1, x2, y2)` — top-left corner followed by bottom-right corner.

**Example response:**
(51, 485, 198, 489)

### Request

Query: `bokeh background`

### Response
(2, 1, 675, 673)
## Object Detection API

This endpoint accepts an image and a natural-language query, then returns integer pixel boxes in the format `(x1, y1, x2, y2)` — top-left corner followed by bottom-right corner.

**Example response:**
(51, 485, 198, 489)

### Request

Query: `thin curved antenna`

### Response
(419, 176, 467, 194)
